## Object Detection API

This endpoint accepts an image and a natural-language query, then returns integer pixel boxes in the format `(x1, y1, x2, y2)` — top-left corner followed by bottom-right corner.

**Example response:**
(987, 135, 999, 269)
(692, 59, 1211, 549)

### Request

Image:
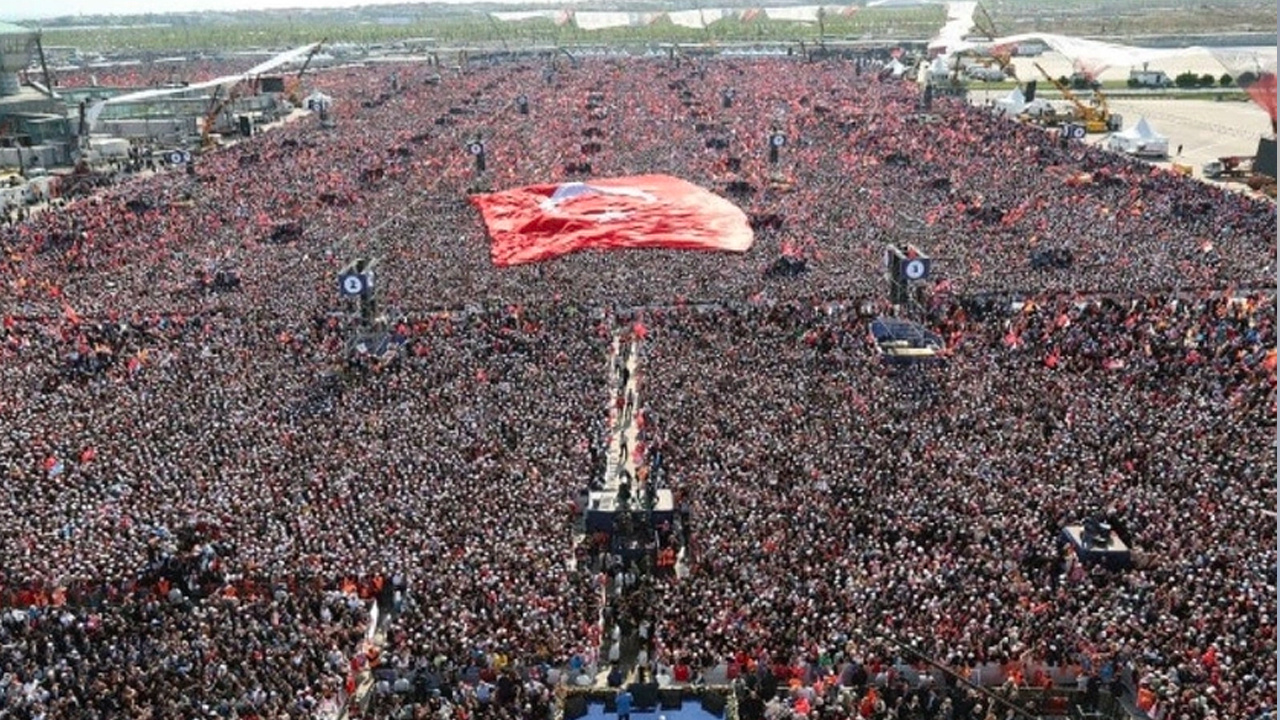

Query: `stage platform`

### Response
(578, 700, 722, 720)
(586, 489, 675, 533)
(1061, 524, 1132, 570)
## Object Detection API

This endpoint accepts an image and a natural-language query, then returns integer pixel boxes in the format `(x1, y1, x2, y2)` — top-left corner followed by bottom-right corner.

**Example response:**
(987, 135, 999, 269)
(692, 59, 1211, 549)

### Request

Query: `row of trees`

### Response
(1119, 70, 1260, 89)
(1169, 70, 1259, 88)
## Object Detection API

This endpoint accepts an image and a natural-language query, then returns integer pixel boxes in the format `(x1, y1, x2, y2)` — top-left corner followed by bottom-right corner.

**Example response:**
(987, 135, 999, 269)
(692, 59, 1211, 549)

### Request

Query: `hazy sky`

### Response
(2, 0, 570, 22)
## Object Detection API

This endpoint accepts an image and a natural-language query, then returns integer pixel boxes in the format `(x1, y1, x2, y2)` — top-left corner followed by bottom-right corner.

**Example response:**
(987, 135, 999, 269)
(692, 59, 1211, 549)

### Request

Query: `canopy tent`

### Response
(1106, 117, 1169, 158)
(669, 9, 728, 28)
(471, 175, 754, 266)
(993, 86, 1026, 116)
(763, 5, 823, 22)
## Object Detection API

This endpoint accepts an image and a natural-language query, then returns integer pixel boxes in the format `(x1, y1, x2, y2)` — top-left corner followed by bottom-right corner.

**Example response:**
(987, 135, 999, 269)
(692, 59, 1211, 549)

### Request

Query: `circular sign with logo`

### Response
(904, 258, 927, 280)
(770, 134, 786, 148)
(168, 150, 186, 165)
(517, 95, 528, 104)
(340, 274, 366, 296)
(467, 142, 485, 156)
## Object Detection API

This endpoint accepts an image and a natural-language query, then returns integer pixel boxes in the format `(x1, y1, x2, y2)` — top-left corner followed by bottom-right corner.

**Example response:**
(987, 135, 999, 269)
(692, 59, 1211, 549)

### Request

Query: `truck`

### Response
(1203, 155, 1278, 197)
(1202, 156, 1254, 179)
(1129, 68, 1173, 88)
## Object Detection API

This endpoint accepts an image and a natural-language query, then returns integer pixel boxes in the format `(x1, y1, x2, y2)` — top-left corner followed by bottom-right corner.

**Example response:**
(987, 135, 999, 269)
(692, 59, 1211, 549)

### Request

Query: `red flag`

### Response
(470, 175, 754, 266)
(62, 303, 80, 326)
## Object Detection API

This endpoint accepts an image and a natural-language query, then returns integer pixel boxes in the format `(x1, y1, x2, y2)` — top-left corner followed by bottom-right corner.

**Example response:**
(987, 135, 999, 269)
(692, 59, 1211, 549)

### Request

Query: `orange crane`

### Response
(200, 84, 240, 148)
(1032, 62, 1120, 133)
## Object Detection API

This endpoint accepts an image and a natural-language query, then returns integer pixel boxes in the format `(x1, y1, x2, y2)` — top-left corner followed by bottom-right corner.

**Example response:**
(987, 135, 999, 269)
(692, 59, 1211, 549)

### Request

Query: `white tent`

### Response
(929, 56, 950, 77)
(943, 32, 1275, 78)
(763, 5, 823, 22)
(669, 9, 718, 28)
(993, 86, 1026, 116)
(573, 12, 634, 30)
(1107, 117, 1169, 158)
(490, 10, 559, 22)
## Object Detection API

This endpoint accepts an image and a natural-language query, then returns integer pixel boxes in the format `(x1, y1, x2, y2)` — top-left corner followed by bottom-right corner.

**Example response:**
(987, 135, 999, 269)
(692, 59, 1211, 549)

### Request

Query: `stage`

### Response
(577, 700, 723, 720)
(1061, 524, 1132, 570)
(586, 489, 675, 533)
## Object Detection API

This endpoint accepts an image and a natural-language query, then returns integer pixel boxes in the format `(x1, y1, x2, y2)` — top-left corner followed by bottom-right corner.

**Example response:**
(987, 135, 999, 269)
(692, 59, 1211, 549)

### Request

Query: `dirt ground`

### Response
(969, 90, 1275, 191)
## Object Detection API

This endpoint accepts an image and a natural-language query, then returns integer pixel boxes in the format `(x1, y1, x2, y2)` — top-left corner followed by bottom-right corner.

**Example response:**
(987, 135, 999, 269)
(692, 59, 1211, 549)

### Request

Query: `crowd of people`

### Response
(0, 51, 1274, 720)
(638, 291, 1273, 720)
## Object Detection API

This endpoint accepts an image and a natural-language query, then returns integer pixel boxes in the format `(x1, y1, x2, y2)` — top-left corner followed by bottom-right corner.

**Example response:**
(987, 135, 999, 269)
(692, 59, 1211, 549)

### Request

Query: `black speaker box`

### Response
(701, 691, 726, 718)
(564, 695, 588, 720)
(660, 688, 683, 709)
(631, 682, 659, 709)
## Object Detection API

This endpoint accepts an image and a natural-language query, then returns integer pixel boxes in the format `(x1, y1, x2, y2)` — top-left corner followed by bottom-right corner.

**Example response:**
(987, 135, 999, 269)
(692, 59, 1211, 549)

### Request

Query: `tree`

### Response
(1237, 70, 1258, 88)
(1198, 73, 1217, 88)
(1219, 73, 1234, 87)
(1173, 71, 1199, 89)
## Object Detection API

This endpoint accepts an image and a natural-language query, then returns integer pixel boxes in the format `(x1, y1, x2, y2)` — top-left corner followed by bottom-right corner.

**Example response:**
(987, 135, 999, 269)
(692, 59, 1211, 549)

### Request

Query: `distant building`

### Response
(1129, 67, 1173, 88)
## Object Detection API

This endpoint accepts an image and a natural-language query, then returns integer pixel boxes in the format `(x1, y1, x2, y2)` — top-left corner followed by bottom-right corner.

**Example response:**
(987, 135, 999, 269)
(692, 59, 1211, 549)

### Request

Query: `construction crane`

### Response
(285, 39, 326, 105)
(200, 84, 240, 148)
(972, 3, 1015, 79)
(1090, 84, 1122, 131)
(1032, 62, 1119, 133)
(33, 33, 58, 97)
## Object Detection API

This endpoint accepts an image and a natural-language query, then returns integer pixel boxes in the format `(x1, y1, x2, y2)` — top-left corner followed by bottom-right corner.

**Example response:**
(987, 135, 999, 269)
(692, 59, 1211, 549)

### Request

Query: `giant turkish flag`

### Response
(470, 174, 755, 266)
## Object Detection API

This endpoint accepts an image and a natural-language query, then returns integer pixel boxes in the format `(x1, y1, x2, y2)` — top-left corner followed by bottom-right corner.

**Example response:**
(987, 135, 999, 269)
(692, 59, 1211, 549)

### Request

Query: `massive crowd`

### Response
(0, 52, 1274, 720)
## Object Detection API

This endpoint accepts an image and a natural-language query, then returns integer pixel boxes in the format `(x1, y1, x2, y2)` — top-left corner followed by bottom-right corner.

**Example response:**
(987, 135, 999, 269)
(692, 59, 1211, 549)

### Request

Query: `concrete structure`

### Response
(94, 116, 196, 143)
(0, 22, 72, 170)
(0, 22, 37, 97)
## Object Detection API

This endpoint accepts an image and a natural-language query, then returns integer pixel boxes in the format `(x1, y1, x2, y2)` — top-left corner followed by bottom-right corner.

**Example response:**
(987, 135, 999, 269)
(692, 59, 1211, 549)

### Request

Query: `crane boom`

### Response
(970, 3, 1014, 76)
(1034, 62, 1088, 115)
(296, 38, 327, 79)
(1032, 62, 1118, 132)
